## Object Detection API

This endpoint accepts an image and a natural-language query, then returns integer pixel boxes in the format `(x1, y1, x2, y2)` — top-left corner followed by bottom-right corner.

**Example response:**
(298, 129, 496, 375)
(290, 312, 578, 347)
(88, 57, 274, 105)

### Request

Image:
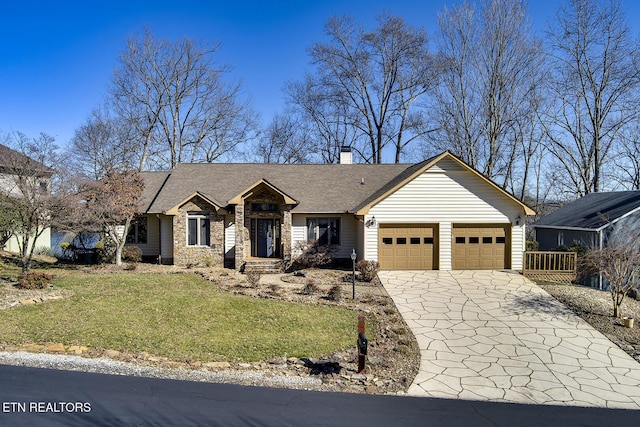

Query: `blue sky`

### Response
(1, 1, 638, 149)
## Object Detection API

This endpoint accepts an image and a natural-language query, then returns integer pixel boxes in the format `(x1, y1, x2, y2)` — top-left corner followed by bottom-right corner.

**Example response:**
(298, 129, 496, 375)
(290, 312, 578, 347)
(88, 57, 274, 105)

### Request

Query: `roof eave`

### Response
(228, 178, 298, 205)
(165, 191, 228, 215)
(355, 151, 535, 216)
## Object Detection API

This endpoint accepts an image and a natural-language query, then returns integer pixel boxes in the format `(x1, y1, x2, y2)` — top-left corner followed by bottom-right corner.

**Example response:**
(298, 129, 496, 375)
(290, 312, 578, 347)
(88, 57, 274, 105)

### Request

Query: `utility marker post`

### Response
(357, 315, 367, 374)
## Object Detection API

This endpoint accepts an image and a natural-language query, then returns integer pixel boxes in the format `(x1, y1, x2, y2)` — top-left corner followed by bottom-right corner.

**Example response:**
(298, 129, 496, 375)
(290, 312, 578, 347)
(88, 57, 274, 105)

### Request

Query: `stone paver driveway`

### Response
(379, 270, 640, 409)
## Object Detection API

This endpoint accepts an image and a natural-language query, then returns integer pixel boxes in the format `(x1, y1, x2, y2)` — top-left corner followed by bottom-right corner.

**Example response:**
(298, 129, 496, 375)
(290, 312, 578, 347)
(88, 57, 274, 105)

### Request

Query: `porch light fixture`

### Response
(351, 249, 357, 299)
(365, 216, 376, 228)
(514, 215, 521, 226)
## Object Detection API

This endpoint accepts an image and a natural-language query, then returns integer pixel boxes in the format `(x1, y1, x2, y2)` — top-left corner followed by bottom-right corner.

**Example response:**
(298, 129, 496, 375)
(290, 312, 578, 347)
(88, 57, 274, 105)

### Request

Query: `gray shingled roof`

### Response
(0, 143, 54, 175)
(533, 191, 640, 230)
(140, 163, 410, 214)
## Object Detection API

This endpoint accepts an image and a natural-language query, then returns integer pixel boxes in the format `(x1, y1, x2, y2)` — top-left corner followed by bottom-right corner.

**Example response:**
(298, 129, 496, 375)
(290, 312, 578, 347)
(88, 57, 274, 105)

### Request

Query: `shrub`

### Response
(121, 246, 142, 263)
(246, 271, 262, 288)
(60, 242, 72, 257)
(300, 279, 320, 295)
(17, 272, 52, 290)
(201, 255, 218, 268)
(290, 240, 337, 270)
(268, 284, 281, 295)
(327, 285, 342, 302)
(95, 238, 116, 264)
(356, 260, 379, 282)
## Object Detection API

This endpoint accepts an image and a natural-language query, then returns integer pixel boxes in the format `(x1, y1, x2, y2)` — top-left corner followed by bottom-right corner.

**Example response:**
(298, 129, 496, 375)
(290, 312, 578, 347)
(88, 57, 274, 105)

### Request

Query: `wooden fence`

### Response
(522, 251, 577, 284)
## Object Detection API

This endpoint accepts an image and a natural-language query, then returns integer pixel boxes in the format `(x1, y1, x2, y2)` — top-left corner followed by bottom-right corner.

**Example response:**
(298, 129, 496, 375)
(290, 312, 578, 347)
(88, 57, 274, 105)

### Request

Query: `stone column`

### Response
(282, 208, 292, 267)
(234, 204, 245, 271)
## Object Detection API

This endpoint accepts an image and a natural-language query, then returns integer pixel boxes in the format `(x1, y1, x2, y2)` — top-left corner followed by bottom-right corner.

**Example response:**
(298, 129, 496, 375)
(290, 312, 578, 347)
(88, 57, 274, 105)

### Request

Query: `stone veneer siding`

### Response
(233, 188, 294, 271)
(173, 197, 225, 266)
(281, 209, 292, 266)
(234, 204, 247, 270)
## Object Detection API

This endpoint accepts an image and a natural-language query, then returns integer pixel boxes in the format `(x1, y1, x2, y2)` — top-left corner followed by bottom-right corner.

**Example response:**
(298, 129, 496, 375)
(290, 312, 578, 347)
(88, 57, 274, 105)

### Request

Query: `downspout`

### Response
(157, 214, 162, 265)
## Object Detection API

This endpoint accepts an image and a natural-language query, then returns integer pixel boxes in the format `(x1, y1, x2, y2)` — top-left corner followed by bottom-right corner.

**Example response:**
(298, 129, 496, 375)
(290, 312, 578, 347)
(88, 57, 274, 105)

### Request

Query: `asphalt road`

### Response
(0, 364, 638, 426)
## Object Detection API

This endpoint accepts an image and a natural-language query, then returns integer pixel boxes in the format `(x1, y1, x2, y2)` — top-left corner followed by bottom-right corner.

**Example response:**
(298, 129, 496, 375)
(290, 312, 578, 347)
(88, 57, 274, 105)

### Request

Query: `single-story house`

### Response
(130, 150, 534, 271)
(532, 191, 640, 251)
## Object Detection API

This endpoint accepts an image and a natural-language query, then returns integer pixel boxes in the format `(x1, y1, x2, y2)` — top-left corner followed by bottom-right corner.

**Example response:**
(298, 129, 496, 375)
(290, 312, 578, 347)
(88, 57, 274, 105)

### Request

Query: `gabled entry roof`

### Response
(164, 191, 227, 215)
(228, 178, 298, 205)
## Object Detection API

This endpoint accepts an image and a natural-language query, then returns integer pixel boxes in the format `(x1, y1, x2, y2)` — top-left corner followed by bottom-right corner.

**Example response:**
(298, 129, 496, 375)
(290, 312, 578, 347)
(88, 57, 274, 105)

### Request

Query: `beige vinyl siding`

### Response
(5, 227, 51, 253)
(291, 215, 306, 256)
(160, 215, 173, 262)
(365, 157, 523, 270)
(224, 215, 235, 260)
(131, 215, 159, 258)
(439, 222, 452, 270)
(511, 224, 525, 270)
(363, 215, 378, 261)
(291, 214, 359, 258)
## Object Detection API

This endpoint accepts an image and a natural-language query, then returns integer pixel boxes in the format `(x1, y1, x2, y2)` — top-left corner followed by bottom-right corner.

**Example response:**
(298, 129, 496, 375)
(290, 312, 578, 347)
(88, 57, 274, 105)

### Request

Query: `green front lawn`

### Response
(0, 270, 357, 362)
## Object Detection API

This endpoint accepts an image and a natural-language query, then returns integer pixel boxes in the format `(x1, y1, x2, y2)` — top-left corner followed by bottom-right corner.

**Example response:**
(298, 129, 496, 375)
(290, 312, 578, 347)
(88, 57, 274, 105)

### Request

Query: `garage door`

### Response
(452, 224, 509, 270)
(378, 224, 438, 270)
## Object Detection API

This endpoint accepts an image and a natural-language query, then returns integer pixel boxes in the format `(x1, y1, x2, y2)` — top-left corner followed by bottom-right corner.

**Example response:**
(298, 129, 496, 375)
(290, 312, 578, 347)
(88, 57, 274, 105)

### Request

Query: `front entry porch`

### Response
(232, 179, 295, 272)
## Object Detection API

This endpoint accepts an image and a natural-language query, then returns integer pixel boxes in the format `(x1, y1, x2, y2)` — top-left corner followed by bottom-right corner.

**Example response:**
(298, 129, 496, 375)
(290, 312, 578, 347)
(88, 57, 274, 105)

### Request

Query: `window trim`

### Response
(306, 217, 341, 245)
(126, 217, 148, 244)
(186, 213, 211, 247)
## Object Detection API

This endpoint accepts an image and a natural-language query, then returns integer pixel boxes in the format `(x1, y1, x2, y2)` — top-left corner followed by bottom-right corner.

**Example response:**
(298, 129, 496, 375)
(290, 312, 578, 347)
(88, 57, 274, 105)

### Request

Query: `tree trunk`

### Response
(115, 243, 123, 267)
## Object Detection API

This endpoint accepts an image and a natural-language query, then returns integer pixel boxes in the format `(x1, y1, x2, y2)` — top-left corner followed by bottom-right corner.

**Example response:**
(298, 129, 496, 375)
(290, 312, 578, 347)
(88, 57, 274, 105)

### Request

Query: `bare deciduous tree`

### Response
(0, 132, 58, 273)
(611, 124, 640, 190)
(429, 0, 544, 190)
(81, 170, 144, 267)
(67, 107, 139, 179)
(545, 0, 640, 196)
(581, 222, 640, 318)
(308, 14, 435, 163)
(109, 28, 256, 170)
(255, 114, 313, 164)
(286, 75, 359, 163)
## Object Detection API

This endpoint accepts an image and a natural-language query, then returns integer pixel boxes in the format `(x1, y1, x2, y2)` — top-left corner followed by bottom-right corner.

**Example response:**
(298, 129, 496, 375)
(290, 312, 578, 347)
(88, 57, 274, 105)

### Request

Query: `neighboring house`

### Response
(532, 191, 640, 289)
(130, 150, 534, 271)
(0, 143, 53, 253)
(532, 191, 640, 252)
